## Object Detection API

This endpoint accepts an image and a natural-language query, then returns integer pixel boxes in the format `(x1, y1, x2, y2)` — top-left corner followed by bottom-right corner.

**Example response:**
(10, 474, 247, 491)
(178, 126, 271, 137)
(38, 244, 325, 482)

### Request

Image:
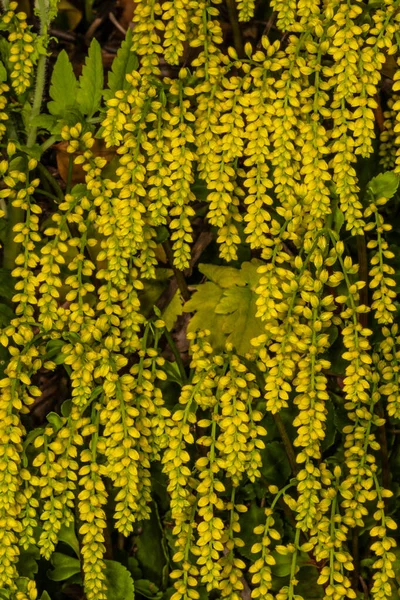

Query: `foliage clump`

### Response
(0, 0, 400, 599)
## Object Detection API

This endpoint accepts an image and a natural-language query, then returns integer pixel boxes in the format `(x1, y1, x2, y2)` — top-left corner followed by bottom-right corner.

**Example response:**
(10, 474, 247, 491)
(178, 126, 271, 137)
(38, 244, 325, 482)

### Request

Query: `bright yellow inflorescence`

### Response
(0, 0, 400, 599)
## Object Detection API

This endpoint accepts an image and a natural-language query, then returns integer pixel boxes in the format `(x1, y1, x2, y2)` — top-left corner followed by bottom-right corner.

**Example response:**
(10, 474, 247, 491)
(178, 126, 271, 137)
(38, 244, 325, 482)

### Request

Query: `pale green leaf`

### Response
(216, 287, 261, 356)
(77, 39, 104, 118)
(48, 50, 78, 117)
(104, 29, 138, 100)
(368, 172, 399, 199)
(162, 292, 183, 331)
(0, 61, 6, 83)
(104, 560, 135, 600)
(58, 520, 80, 557)
(184, 282, 225, 350)
(239, 260, 263, 288)
(199, 263, 246, 288)
(48, 553, 81, 581)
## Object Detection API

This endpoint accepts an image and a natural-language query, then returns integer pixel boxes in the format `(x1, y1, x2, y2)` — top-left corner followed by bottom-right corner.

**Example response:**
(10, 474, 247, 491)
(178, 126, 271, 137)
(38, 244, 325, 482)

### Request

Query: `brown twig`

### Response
(225, 0, 245, 57)
(273, 413, 299, 476)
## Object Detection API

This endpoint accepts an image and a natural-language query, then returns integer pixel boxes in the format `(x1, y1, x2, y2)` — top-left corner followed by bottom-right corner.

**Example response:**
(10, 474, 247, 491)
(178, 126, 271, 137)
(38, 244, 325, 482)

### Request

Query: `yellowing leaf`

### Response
(184, 282, 226, 350)
(162, 292, 183, 331)
(184, 260, 263, 355)
(199, 263, 247, 288)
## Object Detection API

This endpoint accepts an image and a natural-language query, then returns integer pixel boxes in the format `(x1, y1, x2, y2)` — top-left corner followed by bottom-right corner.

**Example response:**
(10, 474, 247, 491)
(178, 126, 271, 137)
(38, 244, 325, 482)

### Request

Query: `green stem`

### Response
(164, 327, 187, 384)
(27, 0, 49, 147)
(66, 155, 74, 195)
(37, 163, 64, 201)
(288, 528, 301, 600)
(226, 0, 244, 57)
(356, 234, 369, 327)
(41, 134, 58, 153)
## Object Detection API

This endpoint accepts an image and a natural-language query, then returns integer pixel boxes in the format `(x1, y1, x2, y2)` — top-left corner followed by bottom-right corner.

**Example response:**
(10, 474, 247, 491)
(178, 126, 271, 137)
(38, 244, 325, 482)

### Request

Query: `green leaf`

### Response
(105, 29, 138, 100)
(46, 412, 64, 433)
(0, 590, 10, 600)
(0, 303, 14, 327)
(321, 401, 336, 453)
(184, 282, 226, 350)
(215, 286, 261, 356)
(30, 114, 58, 133)
(0, 269, 15, 300)
(135, 580, 163, 599)
(58, 521, 80, 557)
(48, 50, 78, 117)
(133, 507, 166, 587)
(238, 504, 267, 560)
(48, 553, 81, 582)
(368, 172, 399, 199)
(271, 552, 311, 578)
(333, 207, 345, 233)
(104, 560, 135, 600)
(259, 441, 291, 486)
(17, 546, 40, 579)
(162, 292, 183, 331)
(39, 592, 52, 600)
(77, 39, 104, 118)
(184, 260, 263, 355)
(0, 61, 6, 83)
(199, 263, 246, 288)
(23, 427, 44, 453)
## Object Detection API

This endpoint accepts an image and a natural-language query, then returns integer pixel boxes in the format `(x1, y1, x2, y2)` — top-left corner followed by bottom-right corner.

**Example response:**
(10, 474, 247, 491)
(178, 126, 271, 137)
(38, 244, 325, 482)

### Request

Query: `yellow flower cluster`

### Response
(364, 197, 397, 325)
(1, 1, 400, 599)
(1, 2, 37, 95)
(0, 83, 9, 141)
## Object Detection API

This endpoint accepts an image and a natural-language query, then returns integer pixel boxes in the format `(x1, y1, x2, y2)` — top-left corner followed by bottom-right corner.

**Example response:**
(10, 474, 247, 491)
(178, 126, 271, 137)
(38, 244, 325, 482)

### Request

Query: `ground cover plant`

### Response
(0, 0, 400, 599)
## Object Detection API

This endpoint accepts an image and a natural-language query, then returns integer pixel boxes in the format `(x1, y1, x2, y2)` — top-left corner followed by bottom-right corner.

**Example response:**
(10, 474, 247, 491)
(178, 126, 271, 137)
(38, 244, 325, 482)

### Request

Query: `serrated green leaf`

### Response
(240, 260, 263, 288)
(104, 29, 138, 100)
(184, 282, 226, 350)
(162, 292, 183, 331)
(216, 286, 261, 356)
(0, 61, 6, 83)
(368, 172, 399, 199)
(48, 50, 78, 117)
(104, 560, 135, 600)
(17, 546, 40, 579)
(77, 39, 104, 118)
(30, 114, 58, 132)
(185, 260, 262, 354)
(48, 553, 81, 582)
(199, 263, 246, 288)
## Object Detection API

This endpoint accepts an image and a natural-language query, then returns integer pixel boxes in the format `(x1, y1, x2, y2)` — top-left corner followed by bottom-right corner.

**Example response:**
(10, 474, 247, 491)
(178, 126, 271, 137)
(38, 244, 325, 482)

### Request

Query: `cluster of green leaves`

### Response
(0, 1, 400, 600)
